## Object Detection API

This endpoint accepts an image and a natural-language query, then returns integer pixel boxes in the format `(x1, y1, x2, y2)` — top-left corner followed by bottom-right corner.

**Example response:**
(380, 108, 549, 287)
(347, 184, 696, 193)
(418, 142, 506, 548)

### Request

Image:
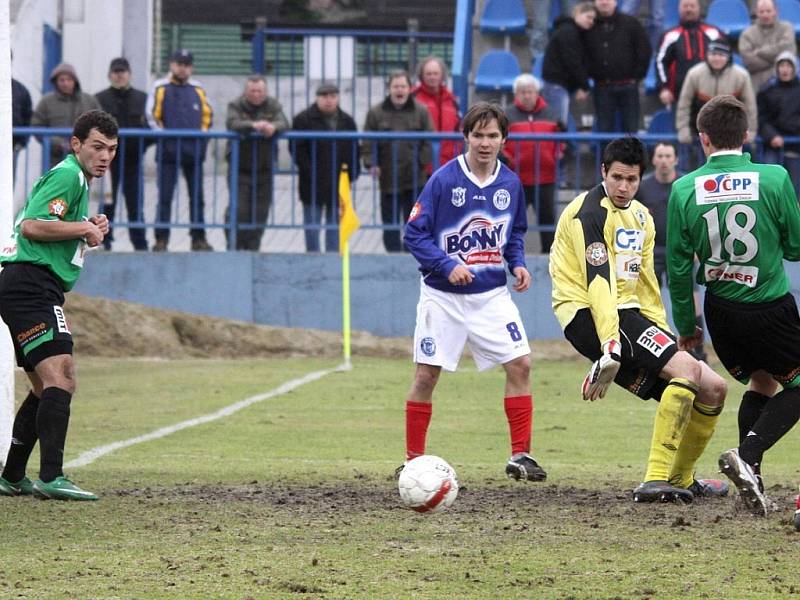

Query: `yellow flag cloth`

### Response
(339, 167, 360, 255)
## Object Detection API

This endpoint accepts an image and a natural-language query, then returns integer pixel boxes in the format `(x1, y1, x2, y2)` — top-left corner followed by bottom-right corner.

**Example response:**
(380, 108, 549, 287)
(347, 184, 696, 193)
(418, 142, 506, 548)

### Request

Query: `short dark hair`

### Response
(602, 136, 648, 176)
(652, 140, 677, 157)
(696, 95, 748, 150)
(72, 109, 119, 142)
(461, 102, 508, 139)
(387, 69, 412, 87)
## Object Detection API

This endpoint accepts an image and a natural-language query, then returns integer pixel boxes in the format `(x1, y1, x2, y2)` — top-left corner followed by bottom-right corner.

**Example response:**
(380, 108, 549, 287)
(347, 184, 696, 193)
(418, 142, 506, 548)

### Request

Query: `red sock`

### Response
(504, 395, 532, 455)
(406, 401, 432, 460)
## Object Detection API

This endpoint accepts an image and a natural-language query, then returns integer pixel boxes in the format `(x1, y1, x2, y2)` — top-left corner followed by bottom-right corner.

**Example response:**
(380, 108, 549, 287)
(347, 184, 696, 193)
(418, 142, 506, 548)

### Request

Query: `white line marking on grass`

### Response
(65, 363, 349, 469)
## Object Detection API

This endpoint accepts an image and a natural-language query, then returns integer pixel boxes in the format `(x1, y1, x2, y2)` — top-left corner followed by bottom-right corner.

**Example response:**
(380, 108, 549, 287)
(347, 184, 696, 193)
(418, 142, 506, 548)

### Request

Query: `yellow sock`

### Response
(644, 378, 697, 482)
(668, 401, 723, 488)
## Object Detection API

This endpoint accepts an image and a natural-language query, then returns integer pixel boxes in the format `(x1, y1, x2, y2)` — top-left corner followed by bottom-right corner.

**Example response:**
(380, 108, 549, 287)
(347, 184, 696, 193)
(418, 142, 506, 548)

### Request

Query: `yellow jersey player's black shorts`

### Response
(705, 291, 800, 388)
(0, 263, 74, 372)
(565, 308, 678, 400)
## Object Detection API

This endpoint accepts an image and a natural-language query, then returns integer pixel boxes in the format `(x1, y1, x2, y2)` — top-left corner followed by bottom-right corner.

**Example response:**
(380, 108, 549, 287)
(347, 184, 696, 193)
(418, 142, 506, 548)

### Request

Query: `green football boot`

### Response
(32, 476, 99, 501)
(0, 476, 34, 496)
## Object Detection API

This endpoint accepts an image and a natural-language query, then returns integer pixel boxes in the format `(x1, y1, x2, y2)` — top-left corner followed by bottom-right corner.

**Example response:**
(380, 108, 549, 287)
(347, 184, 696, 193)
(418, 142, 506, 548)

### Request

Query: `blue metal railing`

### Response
(12, 127, 798, 252)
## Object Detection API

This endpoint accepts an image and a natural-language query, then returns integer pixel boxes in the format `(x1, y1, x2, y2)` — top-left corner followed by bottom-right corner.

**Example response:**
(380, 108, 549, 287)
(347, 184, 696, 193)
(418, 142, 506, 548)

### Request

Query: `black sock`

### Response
(36, 387, 72, 483)
(1, 391, 40, 482)
(739, 387, 800, 469)
(738, 391, 771, 445)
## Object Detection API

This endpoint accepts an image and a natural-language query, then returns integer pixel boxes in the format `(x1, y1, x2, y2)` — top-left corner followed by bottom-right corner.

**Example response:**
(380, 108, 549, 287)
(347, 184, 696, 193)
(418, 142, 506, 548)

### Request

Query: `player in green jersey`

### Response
(0, 109, 118, 501)
(667, 95, 800, 517)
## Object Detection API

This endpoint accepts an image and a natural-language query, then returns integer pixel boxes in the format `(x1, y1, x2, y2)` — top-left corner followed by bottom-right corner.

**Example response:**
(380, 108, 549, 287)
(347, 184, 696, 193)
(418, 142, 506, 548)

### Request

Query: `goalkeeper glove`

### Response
(581, 340, 621, 401)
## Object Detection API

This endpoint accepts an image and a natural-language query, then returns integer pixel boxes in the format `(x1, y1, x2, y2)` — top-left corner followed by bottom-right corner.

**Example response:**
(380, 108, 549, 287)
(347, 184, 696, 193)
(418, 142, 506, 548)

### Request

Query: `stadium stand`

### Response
(775, 0, 800, 37)
(474, 49, 521, 92)
(705, 0, 752, 39)
(647, 108, 676, 134)
(479, 0, 528, 35)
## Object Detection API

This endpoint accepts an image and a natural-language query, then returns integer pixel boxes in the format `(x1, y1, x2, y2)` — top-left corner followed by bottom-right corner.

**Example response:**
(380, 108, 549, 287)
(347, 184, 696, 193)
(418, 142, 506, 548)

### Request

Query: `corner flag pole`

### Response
(338, 166, 360, 368)
(0, 2, 15, 466)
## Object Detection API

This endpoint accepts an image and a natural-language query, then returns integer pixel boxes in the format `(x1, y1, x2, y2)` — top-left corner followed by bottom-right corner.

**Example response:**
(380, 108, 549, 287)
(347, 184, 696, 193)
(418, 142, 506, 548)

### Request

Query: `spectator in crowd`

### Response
(411, 56, 462, 171)
(31, 63, 100, 166)
(224, 75, 288, 251)
(541, 1, 596, 126)
(95, 57, 150, 251)
(758, 52, 800, 194)
(11, 74, 32, 185)
(655, 0, 725, 109)
(503, 74, 563, 253)
(147, 49, 214, 252)
(363, 70, 433, 252)
(292, 82, 360, 253)
(676, 40, 757, 159)
(636, 141, 707, 361)
(583, 0, 651, 133)
(739, 0, 797, 92)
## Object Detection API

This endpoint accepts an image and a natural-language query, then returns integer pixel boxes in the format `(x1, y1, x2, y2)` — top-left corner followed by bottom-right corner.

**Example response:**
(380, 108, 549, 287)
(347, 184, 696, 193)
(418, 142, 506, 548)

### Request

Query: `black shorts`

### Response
(564, 308, 678, 400)
(0, 263, 73, 371)
(704, 291, 800, 387)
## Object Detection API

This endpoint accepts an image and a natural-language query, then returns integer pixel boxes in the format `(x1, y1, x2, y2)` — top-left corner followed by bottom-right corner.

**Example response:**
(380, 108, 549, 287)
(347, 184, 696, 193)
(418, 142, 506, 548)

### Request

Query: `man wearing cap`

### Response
(224, 75, 289, 250)
(31, 63, 101, 166)
(147, 49, 214, 252)
(291, 82, 360, 253)
(95, 57, 150, 251)
(676, 39, 757, 166)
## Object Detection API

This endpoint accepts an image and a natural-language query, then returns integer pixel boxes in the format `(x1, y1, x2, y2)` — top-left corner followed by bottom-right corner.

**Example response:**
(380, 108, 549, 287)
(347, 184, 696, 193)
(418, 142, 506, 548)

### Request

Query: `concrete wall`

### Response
(74, 253, 566, 339)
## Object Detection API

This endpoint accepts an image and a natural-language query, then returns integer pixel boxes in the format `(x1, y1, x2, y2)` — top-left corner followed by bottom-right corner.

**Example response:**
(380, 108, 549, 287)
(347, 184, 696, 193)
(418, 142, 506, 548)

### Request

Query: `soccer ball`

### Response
(397, 455, 459, 513)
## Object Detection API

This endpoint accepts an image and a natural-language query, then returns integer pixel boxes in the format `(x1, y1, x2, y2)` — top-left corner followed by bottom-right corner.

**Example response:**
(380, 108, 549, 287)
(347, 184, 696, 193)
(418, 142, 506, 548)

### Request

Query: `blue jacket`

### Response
(147, 76, 213, 160)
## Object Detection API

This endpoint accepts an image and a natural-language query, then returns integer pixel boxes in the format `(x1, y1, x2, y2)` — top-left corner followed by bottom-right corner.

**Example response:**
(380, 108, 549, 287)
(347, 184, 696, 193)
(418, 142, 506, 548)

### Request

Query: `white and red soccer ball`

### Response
(398, 455, 459, 513)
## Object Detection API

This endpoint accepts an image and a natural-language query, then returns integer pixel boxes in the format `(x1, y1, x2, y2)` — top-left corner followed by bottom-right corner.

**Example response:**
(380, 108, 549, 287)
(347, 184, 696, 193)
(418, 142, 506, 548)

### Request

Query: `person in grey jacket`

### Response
(31, 63, 101, 166)
(362, 70, 433, 252)
(225, 75, 289, 250)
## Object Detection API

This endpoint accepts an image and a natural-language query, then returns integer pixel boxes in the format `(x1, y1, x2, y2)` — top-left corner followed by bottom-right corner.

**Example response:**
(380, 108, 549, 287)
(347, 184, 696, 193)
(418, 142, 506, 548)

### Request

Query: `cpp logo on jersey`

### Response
(695, 172, 760, 204)
(636, 326, 674, 357)
(451, 187, 466, 207)
(614, 228, 644, 252)
(444, 215, 508, 266)
(492, 189, 511, 210)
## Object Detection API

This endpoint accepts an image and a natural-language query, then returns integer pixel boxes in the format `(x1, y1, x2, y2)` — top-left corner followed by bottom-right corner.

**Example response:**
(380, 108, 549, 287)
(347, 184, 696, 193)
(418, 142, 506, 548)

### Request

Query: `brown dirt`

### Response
(65, 293, 581, 361)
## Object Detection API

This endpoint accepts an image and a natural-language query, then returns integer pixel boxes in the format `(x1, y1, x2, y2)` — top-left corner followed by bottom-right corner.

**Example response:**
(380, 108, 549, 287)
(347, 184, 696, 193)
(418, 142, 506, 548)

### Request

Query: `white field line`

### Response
(65, 362, 350, 469)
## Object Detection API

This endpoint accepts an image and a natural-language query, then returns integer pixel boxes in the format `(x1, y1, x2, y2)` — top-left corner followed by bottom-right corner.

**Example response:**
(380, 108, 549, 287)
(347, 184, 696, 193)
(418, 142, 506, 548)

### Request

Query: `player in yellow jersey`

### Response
(550, 136, 729, 503)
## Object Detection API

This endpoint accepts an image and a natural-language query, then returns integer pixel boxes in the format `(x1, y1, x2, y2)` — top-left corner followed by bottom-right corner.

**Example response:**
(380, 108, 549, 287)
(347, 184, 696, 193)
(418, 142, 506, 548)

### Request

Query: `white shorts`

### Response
(412, 283, 531, 372)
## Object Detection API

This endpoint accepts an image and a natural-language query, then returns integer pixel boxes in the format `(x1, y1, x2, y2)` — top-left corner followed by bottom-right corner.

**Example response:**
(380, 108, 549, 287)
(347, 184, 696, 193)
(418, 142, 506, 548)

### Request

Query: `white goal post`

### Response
(0, 2, 16, 467)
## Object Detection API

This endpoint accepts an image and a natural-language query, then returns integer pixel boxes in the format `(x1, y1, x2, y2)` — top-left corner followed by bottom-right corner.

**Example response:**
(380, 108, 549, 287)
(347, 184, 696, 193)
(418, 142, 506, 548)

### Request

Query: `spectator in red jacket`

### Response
(503, 74, 563, 253)
(411, 56, 462, 171)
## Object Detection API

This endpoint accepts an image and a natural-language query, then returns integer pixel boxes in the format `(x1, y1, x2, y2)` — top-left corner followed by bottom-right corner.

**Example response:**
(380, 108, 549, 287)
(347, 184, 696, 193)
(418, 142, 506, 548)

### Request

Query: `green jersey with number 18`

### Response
(666, 152, 800, 336)
(0, 154, 90, 291)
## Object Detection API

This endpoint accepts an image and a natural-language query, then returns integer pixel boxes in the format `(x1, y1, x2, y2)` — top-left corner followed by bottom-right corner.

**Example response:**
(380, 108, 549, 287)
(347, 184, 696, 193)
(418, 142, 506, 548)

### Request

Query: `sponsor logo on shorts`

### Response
(695, 172, 759, 204)
(444, 215, 508, 266)
(48, 198, 68, 218)
(585, 242, 608, 267)
(420, 337, 436, 357)
(636, 326, 674, 357)
(704, 263, 758, 288)
(614, 228, 644, 252)
(451, 187, 466, 207)
(16, 322, 48, 345)
(408, 202, 422, 222)
(616, 255, 641, 280)
(53, 306, 70, 334)
(492, 189, 511, 210)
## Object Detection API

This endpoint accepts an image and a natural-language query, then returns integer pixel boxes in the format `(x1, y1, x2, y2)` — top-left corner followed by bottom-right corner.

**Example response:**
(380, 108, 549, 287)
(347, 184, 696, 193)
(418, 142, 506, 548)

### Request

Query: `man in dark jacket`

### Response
(583, 0, 651, 133)
(147, 49, 214, 252)
(225, 75, 289, 251)
(95, 57, 150, 251)
(12, 76, 32, 184)
(292, 82, 359, 253)
(758, 52, 800, 194)
(655, 0, 725, 109)
(363, 70, 433, 252)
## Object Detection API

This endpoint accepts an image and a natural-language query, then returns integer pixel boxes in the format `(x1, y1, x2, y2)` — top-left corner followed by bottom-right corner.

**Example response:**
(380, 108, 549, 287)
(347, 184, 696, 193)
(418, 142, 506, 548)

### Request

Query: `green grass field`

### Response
(1, 356, 798, 599)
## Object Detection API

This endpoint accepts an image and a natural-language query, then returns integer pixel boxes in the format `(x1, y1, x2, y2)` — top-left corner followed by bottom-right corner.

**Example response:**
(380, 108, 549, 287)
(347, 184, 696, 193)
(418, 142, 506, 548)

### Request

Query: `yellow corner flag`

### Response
(338, 166, 360, 255)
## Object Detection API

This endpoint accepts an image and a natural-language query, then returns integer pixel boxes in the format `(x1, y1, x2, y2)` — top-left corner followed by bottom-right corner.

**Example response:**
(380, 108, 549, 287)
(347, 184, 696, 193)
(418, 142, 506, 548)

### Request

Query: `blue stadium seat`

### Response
(480, 0, 528, 34)
(475, 49, 521, 92)
(532, 53, 544, 78)
(644, 59, 658, 94)
(663, 0, 680, 29)
(647, 108, 676, 134)
(705, 0, 752, 39)
(775, 0, 800, 36)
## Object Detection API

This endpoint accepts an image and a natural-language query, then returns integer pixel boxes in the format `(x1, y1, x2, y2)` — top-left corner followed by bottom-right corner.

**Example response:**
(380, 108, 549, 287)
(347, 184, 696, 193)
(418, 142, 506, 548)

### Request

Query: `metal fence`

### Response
(12, 127, 798, 253)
